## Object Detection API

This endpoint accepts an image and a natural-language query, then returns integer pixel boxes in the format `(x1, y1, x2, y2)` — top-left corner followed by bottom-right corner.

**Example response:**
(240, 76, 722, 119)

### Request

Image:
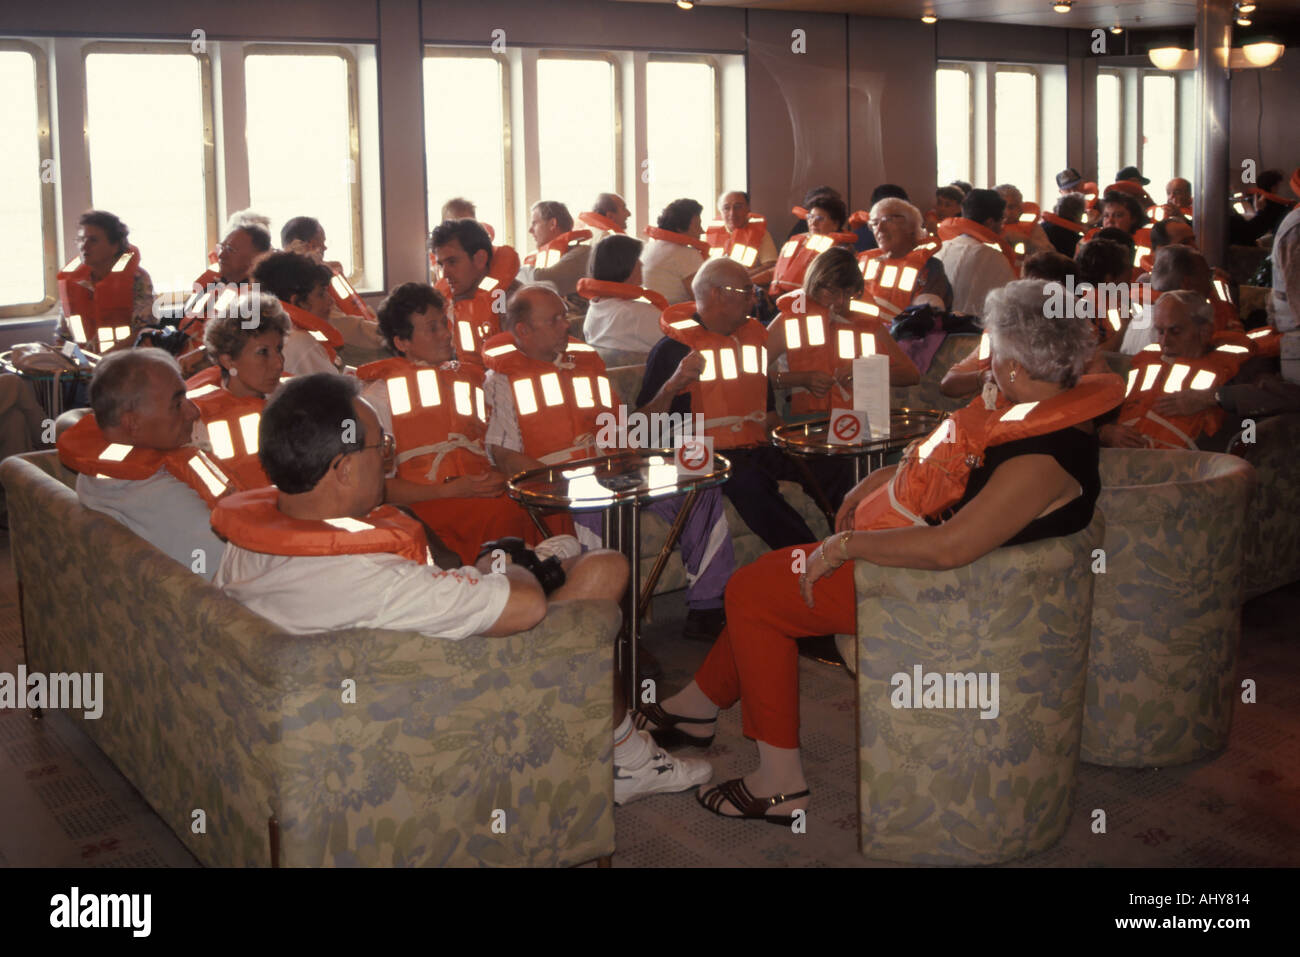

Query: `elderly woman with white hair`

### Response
(636, 278, 1122, 824)
(858, 198, 952, 319)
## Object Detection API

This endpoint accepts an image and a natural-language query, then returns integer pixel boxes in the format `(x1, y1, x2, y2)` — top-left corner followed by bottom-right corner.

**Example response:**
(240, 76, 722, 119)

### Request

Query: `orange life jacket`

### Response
(704, 216, 768, 268)
(481, 333, 615, 465)
(57, 413, 232, 507)
(1083, 226, 1152, 270)
(857, 240, 942, 318)
(211, 486, 430, 564)
(769, 231, 859, 297)
(191, 388, 271, 491)
(1149, 203, 1193, 222)
(575, 278, 669, 311)
(578, 211, 625, 234)
(435, 245, 521, 365)
(280, 300, 343, 364)
(658, 302, 769, 448)
(57, 246, 142, 352)
(524, 229, 593, 268)
(775, 291, 898, 416)
(1102, 181, 1156, 208)
(1040, 211, 1088, 235)
(1118, 338, 1254, 450)
(643, 225, 710, 256)
(937, 218, 1018, 274)
(356, 357, 489, 483)
(179, 266, 241, 344)
(327, 267, 376, 321)
(853, 374, 1125, 530)
(1245, 186, 1296, 209)
(1245, 324, 1283, 358)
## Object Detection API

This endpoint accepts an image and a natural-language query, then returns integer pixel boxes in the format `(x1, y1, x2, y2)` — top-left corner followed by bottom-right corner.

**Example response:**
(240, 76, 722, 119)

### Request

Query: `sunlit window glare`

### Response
(1096, 71, 1121, 192)
(245, 52, 356, 276)
(1141, 73, 1176, 193)
(935, 67, 971, 187)
(537, 58, 616, 229)
(85, 50, 210, 295)
(0, 50, 46, 306)
(646, 59, 716, 229)
(424, 54, 507, 241)
(994, 69, 1039, 206)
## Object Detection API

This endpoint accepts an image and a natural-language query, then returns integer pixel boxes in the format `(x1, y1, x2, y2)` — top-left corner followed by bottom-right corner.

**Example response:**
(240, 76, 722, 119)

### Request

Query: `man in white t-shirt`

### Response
(213, 373, 711, 803)
(57, 349, 227, 581)
(934, 188, 1017, 317)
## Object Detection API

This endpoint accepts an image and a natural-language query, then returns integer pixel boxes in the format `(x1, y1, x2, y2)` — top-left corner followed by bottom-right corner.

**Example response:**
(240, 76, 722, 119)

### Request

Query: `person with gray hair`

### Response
(860, 197, 952, 316)
(580, 192, 630, 235)
(55, 348, 228, 581)
(638, 278, 1118, 824)
(1103, 289, 1258, 450)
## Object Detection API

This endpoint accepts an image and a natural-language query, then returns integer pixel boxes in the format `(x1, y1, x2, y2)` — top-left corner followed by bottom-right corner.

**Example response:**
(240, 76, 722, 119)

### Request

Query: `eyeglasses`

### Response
(720, 284, 755, 297)
(868, 214, 906, 227)
(338, 431, 396, 465)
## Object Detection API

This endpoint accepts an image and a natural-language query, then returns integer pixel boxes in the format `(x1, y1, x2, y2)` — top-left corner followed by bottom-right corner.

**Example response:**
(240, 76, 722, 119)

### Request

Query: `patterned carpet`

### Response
(1, 527, 1297, 868)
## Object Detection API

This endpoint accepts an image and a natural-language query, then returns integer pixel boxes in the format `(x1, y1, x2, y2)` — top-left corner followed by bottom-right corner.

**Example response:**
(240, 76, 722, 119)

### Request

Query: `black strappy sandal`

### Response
(697, 777, 811, 826)
(633, 702, 716, 749)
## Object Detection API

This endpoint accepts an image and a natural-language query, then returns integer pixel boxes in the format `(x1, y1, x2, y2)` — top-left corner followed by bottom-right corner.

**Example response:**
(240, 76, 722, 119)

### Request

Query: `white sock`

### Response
(613, 712, 653, 769)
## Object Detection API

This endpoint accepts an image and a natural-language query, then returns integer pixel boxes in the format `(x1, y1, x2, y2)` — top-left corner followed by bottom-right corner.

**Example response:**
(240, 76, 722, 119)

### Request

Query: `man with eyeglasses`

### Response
(639, 257, 825, 549)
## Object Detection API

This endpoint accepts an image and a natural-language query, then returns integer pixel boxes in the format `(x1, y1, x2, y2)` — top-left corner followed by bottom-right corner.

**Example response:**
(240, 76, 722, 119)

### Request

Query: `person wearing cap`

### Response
(1113, 167, 1157, 209)
(1056, 168, 1085, 195)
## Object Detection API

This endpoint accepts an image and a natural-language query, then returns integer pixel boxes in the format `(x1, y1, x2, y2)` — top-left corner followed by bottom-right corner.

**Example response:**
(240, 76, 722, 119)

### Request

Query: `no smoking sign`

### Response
(828, 409, 867, 446)
(676, 435, 714, 478)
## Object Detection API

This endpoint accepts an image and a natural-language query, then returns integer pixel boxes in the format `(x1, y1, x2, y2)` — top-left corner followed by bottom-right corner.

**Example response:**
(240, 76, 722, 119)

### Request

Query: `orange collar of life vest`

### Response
(355, 355, 482, 386)
(658, 301, 767, 344)
(280, 300, 344, 355)
(1246, 186, 1297, 208)
(527, 230, 593, 266)
(644, 225, 710, 254)
(938, 217, 1009, 251)
(578, 211, 625, 234)
(58, 245, 141, 285)
(576, 278, 669, 309)
(1040, 211, 1088, 235)
(211, 486, 430, 564)
(56, 414, 231, 507)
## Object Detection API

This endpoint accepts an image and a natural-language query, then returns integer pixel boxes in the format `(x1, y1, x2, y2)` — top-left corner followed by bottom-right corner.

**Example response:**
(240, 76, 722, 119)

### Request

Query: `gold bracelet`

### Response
(837, 531, 853, 564)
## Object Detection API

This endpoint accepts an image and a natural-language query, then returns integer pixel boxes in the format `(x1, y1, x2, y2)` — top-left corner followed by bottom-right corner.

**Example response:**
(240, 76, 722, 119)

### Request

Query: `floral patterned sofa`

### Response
(1232, 413, 1300, 601)
(849, 511, 1104, 865)
(1082, 449, 1257, 767)
(1, 451, 620, 868)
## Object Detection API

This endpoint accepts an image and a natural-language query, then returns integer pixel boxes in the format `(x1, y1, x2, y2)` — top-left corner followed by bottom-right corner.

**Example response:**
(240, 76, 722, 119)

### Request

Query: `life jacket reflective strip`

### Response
(481, 333, 614, 465)
(643, 225, 710, 256)
(356, 356, 489, 483)
(937, 217, 1018, 273)
(775, 291, 895, 415)
(1018, 202, 1041, 223)
(57, 246, 142, 351)
(769, 231, 859, 297)
(186, 366, 222, 394)
(327, 267, 376, 321)
(1211, 270, 1234, 306)
(1039, 211, 1088, 235)
(1081, 182, 1100, 205)
(434, 245, 520, 365)
(1117, 339, 1254, 449)
(857, 241, 941, 318)
(658, 302, 769, 448)
(280, 300, 343, 363)
(191, 388, 271, 491)
(212, 486, 430, 564)
(524, 229, 593, 268)
(578, 211, 625, 234)
(704, 216, 768, 268)
(1149, 203, 1193, 222)
(575, 278, 669, 310)
(56, 414, 232, 508)
(853, 374, 1126, 530)
(1246, 324, 1283, 358)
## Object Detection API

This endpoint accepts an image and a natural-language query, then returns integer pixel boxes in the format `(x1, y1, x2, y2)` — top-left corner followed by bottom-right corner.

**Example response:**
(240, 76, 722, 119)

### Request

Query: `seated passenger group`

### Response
(42, 162, 1300, 822)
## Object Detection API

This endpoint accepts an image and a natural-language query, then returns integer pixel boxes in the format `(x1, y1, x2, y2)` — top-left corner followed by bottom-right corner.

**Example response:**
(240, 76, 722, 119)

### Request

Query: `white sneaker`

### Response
(614, 731, 713, 806)
(534, 534, 582, 562)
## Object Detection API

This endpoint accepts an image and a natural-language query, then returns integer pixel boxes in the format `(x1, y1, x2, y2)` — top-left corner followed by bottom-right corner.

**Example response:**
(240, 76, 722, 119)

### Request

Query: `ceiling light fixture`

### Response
(1236, 15, 1253, 25)
(1053, 0, 1073, 12)
(1235, 2, 1257, 13)
(1148, 39, 1284, 71)
(1238, 39, 1284, 67)
(1148, 46, 1195, 70)
(676, 0, 694, 9)
(1110, 24, 1123, 34)
(921, 14, 938, 24)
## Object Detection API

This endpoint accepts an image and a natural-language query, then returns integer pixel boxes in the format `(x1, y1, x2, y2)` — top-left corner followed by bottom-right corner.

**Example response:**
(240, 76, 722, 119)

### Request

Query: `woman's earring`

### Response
(1009, 367, 1017, 383)
(228, 367, 238, 377)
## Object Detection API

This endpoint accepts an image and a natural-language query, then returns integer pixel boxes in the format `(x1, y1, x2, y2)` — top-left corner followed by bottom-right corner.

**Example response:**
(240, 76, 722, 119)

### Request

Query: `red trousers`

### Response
(410, 496, 574, 566)
(695, 544, 856, 749)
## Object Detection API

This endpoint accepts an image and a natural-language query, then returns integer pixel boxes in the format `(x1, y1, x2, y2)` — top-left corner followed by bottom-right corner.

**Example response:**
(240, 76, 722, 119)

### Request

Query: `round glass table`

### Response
(771, 408, 945, 484)
(508, 448, 731, 702)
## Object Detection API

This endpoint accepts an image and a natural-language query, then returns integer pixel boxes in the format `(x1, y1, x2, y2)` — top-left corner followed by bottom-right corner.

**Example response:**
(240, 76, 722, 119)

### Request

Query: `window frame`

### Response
(535, 50, 625, 203)
(241, 42, 364, 284)
(645, 52, 722, 215)
(81, 40, 218, 294)
(1095, 68, 1124, 188)
(422, 44, 515, 250)
(992, 64, 1041, 203)
(0, 39, 57, 317)
(935, 62, 975, 188)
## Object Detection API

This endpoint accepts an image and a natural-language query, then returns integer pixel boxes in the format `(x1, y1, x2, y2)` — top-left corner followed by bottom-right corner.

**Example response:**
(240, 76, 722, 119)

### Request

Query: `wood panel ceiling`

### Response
(611, 0, 1299, 31)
